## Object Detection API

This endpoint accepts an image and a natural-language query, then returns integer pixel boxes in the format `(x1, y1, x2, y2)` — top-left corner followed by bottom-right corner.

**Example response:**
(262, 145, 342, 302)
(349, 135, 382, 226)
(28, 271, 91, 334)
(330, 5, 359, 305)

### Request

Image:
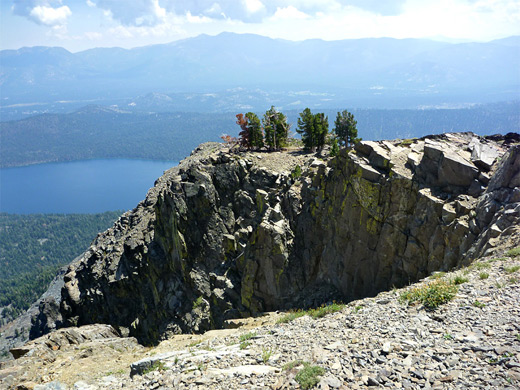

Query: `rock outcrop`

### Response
(29, 133, 520, 346)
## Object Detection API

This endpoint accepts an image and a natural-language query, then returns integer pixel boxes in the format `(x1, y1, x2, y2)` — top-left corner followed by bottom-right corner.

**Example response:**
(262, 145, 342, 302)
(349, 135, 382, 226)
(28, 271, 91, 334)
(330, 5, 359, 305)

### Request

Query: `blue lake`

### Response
(0, 159, 178, 214)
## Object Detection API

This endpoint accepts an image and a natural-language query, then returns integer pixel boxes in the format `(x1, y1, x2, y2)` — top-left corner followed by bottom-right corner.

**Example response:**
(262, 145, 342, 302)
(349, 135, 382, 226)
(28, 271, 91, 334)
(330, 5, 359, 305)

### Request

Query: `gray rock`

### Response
(470, 139, 500, 171)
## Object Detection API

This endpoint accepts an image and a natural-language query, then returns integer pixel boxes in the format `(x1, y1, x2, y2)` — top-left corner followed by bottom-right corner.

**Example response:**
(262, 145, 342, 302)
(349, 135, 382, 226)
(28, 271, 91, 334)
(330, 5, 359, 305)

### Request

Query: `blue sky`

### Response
(1, 0, 519, 52)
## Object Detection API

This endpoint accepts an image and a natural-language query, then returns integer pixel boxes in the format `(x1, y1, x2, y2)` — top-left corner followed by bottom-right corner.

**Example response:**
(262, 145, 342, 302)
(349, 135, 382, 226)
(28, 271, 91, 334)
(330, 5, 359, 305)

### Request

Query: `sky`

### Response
(1, 0, 519, 52)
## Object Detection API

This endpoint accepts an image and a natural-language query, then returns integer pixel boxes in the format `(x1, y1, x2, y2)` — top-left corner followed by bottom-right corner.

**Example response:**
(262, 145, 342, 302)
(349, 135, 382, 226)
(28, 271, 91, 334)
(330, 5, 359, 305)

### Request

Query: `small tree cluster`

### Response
(236, 106, 289, 151)
(296, 108, 329, 151)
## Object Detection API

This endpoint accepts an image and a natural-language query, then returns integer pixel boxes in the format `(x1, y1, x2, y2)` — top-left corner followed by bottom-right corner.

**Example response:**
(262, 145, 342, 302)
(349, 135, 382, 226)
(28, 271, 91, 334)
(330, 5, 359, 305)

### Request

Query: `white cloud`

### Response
(243, 0, 265, 14)
(12, 0, 72, 26)
(29, 5, 72, 26)
(271, 5, 309, 20)
(86, 0, 96, 8)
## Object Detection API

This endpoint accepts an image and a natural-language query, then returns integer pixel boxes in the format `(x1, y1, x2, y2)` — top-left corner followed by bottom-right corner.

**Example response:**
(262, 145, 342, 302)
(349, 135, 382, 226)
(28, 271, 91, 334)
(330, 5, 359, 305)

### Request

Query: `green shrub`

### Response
(239, 341, 251, 350)
(261, 348, 272, 363)
(291, 165, 302, 179)
(295, 363, 325, 389)
(399, 280, 458, 310)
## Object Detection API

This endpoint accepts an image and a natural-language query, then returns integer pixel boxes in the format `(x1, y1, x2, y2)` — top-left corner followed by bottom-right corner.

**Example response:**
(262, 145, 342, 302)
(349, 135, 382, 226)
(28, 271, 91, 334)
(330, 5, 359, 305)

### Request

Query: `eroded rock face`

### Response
(30, 134, 520, 345)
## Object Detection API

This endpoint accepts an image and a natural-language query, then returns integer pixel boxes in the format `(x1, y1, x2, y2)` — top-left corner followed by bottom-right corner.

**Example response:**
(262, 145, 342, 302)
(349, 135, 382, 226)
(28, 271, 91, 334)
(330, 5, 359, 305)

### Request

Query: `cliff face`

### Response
(30, 133, 520, 345)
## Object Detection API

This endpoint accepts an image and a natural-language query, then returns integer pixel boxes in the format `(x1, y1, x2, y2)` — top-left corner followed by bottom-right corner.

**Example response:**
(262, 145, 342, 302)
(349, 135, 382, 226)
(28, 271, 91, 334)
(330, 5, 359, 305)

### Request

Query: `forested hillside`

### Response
(0, 212, 121, 324)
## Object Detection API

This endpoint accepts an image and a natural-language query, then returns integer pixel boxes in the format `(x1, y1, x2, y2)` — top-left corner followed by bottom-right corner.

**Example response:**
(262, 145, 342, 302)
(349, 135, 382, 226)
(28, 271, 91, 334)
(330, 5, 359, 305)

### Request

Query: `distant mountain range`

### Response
(1, 33, 519, 111)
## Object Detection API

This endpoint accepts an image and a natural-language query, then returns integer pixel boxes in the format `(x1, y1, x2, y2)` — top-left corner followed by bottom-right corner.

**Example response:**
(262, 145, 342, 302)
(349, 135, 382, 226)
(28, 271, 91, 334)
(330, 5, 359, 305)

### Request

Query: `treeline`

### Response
(0, 211, 121, 322)
(233, 106, 359, 154)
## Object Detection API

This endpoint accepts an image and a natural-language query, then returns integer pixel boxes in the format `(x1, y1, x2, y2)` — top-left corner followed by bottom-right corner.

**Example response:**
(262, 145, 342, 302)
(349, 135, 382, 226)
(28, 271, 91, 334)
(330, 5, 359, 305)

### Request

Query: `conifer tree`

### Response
(333, 110, 359, 148)
(297, 108, 328, 150)
(263, 106, 289, 150)
(245, 112, 263, 149)
(313, 112, 328, 150)
(296, 108, 315, 150)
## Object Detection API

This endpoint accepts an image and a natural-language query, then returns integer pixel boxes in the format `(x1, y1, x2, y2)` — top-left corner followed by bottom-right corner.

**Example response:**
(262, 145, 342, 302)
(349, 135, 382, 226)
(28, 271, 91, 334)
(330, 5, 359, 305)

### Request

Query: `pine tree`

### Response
(333, 110, 359, 148)
(296, 108, 315, 150)
(330, 138, 339, 157)
(313, 112, 328, 150)
(263, 106, 289, 150)
(245, 112, 263, 149)
(297, 108, 328, 150)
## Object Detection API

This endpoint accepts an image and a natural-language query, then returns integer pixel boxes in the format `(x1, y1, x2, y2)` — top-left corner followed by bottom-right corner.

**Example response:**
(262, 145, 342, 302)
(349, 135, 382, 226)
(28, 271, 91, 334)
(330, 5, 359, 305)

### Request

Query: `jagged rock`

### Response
(27, 134, 519, 348)
(470, 137, 500, 171)
(29, 297, 62, 340)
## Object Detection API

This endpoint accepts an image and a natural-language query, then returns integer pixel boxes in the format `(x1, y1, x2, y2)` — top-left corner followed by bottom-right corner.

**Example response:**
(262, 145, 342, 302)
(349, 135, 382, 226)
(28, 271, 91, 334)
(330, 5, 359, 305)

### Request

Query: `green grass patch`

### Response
(479, 272, 489, 280)
(277, 302, 345, 324)
(504, 265, 520, 274)
(473, 300, 486, 308)
(452, 276, 468, 285)
(277, 310, 305, 324)
(429, 272, 446, 280)
(505, 247, 520, 258)
(399, 138, 417, 146)
(508, 277, 518, 284)
(283, 360, 306, 371)
(294, 363, 326, 390)
(399, 280, 458, 310)
(239, 341, 251, 350)
(307, 302, 345, 319)
(488, 257, 508, 263)
(142, 361, 167, 375)
(239, 332, 257, 342)
(473, 262, 491, 270)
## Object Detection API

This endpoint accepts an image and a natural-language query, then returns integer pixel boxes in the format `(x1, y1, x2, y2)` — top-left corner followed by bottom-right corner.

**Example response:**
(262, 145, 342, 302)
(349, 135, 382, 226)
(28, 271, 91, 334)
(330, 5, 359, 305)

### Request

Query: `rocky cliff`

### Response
(30, 132, 520, 346)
